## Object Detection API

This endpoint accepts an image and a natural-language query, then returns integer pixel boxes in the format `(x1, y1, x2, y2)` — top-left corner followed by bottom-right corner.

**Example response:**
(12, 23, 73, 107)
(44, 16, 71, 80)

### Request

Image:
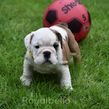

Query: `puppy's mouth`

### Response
(43, 60, 52, 64)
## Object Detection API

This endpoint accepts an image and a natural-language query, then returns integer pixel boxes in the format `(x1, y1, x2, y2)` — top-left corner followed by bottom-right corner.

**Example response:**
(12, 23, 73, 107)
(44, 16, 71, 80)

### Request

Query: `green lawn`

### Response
(0, 0, 109, 109)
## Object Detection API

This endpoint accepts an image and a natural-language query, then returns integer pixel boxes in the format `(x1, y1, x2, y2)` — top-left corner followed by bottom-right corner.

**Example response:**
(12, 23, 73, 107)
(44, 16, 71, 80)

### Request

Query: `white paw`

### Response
(64, 85, 73, 91)
(61, 82, 73, 91)
(67, 86, 73, 91)
(20, 75, 32, 86)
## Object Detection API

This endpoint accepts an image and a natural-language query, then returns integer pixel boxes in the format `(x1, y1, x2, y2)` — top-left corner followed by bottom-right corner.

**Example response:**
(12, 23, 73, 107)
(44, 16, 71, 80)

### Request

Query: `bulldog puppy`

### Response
(20, 23, 81, 91)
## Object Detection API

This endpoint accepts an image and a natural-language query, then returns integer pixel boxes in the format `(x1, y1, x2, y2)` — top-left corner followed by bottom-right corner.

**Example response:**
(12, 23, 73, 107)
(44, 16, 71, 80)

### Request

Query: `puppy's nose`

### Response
(43, 51, 51, 59)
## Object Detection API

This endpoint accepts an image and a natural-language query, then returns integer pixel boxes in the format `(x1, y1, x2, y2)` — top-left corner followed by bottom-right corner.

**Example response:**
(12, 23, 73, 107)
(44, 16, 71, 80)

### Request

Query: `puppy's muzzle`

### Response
(43, 51, 51, 60)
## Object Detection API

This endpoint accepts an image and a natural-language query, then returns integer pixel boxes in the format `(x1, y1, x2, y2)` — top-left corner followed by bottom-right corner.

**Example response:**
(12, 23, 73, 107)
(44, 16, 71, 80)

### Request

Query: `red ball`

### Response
(43, 0, 91, 41)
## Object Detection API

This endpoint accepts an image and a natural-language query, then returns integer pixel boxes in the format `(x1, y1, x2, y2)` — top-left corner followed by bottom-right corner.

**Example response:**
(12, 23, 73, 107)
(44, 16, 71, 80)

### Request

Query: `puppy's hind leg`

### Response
(20, 58, 33, 86)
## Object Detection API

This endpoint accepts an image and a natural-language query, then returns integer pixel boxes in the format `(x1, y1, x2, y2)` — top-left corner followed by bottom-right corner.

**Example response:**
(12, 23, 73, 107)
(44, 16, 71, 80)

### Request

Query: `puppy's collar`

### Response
(27, 51, 33, 59)
(29, 51, 33, 57)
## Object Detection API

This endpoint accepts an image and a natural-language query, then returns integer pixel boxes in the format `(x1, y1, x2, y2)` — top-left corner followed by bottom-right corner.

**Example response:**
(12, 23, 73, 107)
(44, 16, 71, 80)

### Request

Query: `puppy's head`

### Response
(24, 28, 63, 65)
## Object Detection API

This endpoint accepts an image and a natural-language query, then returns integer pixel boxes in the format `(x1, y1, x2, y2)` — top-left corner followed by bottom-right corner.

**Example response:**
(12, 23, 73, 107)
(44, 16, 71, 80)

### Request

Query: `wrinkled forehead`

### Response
(32, 28, 57, 45)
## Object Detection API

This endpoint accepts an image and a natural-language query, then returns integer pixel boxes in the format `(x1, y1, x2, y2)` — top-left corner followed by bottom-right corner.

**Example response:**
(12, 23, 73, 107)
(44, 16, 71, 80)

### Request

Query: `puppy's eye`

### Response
(35, 45, 39, 49)
(53, 43, 59, 49)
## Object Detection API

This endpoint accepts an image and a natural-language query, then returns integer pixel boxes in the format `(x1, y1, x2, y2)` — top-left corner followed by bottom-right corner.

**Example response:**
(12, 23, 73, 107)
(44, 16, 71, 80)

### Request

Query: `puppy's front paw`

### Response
(61, 82, 73, 91)
(63, 85, 73, 91)
(68, 86, 73, 91)
(20, 75, 32, 86)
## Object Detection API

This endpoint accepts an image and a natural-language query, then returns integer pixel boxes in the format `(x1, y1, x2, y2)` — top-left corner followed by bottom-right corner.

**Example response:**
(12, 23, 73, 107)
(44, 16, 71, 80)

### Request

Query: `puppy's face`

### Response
(25, 28, 63, 65)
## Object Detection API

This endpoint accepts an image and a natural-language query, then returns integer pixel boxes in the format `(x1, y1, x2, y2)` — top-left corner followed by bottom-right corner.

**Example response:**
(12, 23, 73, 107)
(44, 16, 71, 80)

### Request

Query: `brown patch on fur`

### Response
(29, 34, 34, 44)
(57, 23, 81, 63)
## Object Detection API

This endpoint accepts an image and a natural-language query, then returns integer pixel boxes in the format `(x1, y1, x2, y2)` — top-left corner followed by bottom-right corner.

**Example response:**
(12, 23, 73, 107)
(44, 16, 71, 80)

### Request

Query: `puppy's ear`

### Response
(55, 31, 63, 48)
(50, 29, 63, 48)
(24, 32, 34, 50)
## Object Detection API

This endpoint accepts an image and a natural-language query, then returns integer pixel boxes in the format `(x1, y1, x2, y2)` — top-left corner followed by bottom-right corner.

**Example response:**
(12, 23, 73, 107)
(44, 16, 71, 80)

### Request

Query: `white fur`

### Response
(50, 26, 68, 40)
(20, 27, 73, 90)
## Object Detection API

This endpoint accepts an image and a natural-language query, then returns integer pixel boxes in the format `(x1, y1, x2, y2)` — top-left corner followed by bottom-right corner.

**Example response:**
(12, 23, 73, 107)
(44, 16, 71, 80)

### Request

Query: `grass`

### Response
(0, 0, 109, 109)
